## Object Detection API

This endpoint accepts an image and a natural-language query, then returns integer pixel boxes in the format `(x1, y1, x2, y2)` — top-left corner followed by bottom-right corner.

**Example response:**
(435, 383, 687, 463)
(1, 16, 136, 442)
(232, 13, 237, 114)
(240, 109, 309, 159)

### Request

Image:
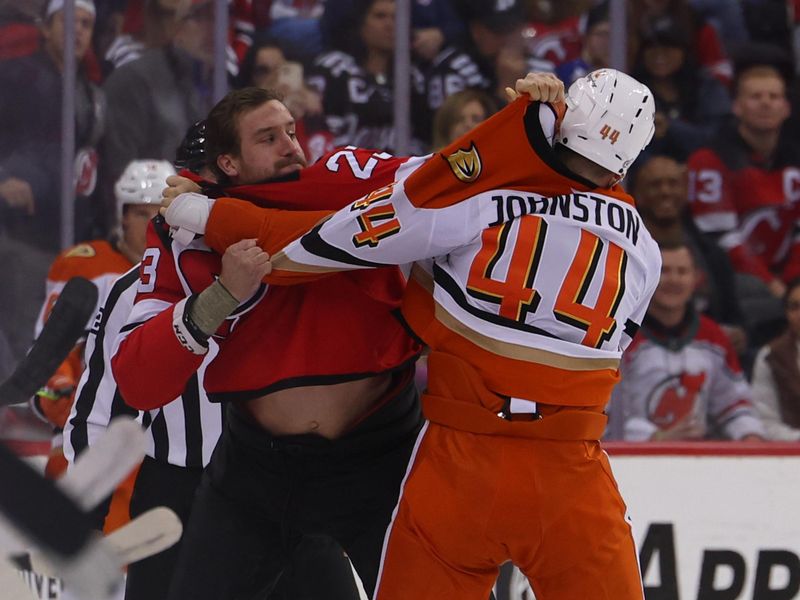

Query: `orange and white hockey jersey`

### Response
(36, 240, 133, 340)
(34, 240, 133, 431)
(205, 97, 662, 437)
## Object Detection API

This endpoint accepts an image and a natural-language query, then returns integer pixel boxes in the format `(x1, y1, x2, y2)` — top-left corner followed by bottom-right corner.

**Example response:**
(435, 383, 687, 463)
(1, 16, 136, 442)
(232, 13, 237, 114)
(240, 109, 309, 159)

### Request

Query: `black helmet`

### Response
(174, 120, 207, 173)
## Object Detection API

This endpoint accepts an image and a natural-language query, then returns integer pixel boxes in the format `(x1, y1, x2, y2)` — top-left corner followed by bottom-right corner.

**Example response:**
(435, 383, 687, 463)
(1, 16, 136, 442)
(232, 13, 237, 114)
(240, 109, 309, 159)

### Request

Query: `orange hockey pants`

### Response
(373, 421, 643, 600)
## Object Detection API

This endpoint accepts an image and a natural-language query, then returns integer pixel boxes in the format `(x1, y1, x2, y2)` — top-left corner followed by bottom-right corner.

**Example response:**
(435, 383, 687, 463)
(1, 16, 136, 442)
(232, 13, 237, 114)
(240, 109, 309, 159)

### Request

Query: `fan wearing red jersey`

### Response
(111, 88, 422, 600)
(687, 64, 800, 297)
(608, 242, 765, 442)
(163, 70, 660, 600)
(33, 159, 172, 534)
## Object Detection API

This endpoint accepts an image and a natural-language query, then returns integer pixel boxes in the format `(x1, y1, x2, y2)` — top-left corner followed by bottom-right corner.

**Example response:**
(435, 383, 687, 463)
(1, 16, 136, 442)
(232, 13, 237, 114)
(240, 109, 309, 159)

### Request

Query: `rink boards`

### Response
(15, 443, 800, 600)
(497, 442, 800, 600)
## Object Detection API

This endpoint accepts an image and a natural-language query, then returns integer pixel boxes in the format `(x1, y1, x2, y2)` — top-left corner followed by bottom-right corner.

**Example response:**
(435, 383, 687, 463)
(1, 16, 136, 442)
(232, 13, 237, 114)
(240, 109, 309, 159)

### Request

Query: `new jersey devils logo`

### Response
(647, 372, 706, 428)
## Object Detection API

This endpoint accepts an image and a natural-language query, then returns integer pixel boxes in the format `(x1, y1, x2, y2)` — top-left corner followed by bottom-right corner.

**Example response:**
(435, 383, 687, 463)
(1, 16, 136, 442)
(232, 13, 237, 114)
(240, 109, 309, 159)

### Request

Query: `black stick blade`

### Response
(0, 276, 98, 407)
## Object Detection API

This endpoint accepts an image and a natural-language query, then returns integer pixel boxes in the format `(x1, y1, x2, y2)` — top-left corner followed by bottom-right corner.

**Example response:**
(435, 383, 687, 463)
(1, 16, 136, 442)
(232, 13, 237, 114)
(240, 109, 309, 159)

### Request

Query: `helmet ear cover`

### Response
(114, 159, 177, 223)
(558, 69, 655, 177)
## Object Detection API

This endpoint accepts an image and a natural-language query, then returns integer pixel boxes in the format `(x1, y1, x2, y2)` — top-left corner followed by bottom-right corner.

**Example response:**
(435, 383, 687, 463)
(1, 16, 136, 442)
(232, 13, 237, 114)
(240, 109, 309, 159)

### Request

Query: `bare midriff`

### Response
(234, 373, 392, 439)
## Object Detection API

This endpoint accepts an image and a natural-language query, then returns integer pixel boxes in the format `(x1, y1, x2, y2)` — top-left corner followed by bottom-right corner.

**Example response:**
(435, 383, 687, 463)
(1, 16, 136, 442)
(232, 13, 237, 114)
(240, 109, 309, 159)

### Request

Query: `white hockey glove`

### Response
(164, 192, 216, 245)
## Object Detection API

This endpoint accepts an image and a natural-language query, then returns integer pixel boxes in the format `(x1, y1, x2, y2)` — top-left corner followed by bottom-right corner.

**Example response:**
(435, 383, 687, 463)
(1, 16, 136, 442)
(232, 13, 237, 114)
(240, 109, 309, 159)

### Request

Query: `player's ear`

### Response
(216, 154, 239, 178)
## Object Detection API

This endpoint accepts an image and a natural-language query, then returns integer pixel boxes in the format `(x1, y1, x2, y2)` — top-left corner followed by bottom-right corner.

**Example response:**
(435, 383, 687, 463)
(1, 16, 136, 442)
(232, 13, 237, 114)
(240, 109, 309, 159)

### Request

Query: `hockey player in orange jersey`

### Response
(163, 71, 659, 599)
(33, 159, 174, 533)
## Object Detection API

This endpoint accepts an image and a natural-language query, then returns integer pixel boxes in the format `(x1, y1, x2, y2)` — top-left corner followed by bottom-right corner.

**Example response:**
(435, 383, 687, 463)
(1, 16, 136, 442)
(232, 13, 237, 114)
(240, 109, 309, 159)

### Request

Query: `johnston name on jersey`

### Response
(255, 97, 663, 413)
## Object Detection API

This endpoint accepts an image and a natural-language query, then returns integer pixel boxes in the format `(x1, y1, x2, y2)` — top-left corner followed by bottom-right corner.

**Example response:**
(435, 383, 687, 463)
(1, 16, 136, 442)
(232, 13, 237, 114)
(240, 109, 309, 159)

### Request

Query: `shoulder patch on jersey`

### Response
(445, 143, 482, 183)
(65, 243, 97, 259)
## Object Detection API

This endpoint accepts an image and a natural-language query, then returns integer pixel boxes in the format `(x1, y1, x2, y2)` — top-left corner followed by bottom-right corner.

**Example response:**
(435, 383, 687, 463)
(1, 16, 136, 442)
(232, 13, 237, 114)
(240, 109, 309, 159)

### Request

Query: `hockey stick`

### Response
(0, 276, 98, 407)
(26, 506, 182, 579)
(58, 417, 145, 511)
(0, 417, 145, 556)
(0, 431, 156, 600)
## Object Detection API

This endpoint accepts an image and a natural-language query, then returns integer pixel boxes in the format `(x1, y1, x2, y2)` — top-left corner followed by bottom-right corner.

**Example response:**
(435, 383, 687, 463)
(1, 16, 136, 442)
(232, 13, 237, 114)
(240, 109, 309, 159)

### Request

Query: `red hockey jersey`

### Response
(112, 148, 421, 410)
(687, 128, 800, 284)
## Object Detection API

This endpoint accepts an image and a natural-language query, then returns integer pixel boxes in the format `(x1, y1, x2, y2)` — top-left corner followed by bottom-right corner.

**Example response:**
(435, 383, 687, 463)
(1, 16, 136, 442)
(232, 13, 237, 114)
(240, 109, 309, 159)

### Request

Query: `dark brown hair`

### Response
(204, 87, 283, 181)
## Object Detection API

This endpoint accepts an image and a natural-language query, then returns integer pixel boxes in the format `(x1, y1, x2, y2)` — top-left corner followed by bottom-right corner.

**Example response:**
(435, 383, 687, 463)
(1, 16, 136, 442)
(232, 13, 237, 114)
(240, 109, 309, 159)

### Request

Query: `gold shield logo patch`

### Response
(446, 143, 482, 183)
(65, 243, 96, 259)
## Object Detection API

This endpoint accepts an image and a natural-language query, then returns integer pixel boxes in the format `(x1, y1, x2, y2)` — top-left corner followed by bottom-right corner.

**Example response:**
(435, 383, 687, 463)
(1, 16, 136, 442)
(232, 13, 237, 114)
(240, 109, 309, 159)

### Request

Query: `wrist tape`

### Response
(172, 281, 239, 355)
(191, 280, 239, 336)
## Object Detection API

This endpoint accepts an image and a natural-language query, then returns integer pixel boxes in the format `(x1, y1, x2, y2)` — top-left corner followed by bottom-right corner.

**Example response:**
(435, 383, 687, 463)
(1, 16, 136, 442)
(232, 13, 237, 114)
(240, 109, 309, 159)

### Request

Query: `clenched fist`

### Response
(505, 72, 565, 104)
(218, 239, 272, 302)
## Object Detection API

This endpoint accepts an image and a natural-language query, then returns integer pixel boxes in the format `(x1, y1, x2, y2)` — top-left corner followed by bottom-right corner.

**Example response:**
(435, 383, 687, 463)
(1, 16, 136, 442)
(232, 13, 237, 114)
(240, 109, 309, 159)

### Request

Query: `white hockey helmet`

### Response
(114, 159, 176, 221)
(558, 69, 655, 177)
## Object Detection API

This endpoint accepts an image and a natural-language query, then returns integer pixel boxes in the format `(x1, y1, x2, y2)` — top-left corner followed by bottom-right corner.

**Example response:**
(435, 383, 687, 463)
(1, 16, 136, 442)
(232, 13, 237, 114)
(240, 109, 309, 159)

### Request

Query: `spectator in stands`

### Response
(633, 15, 730, 161)
(686, 59, 800, 350)
(0, 0, 105, 251)
(692, 0, 750, 52)
(522, 0, 593, 70)
(102, 0, 179, 73)
(555, 1, 610, 87)
(100, 0, 215, 236)
(632, 0, 734, 86)
(750, 278, 800, 441)
(263, 0, 325, 63)
(104, 0, 255, 76)
(430, 89, 495, 151)
(407, 0, 465, 63)
(0, 0, 47, 60)
(742, 0, 793, 50)
(308, 0, 427, 153)
(322, 0, 464, 65)
(607, 241, 765, 442)
(416, 0, 526, 140)
(632, 155, 747, 353)
(236, 35, 331, 162)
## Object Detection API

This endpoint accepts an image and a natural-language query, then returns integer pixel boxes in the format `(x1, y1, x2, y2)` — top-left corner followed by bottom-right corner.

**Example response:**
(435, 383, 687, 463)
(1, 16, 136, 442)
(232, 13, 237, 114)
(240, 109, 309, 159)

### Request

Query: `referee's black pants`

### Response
(166, 380, 423, 600)
(124, 456, 203, 600)
(124, 459, 365, 600)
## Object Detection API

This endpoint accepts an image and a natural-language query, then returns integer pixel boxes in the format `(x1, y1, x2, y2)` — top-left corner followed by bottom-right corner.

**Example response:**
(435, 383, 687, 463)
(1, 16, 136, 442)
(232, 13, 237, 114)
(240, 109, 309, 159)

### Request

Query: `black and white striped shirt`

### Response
(64, 267, 223, 469)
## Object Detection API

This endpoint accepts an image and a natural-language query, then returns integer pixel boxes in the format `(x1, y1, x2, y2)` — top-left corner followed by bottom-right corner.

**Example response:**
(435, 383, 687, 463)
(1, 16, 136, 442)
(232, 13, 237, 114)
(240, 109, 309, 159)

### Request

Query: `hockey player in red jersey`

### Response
(163, 70, 660, 599)
(112, 87, 423, 599)
(33, 159, 174, 532)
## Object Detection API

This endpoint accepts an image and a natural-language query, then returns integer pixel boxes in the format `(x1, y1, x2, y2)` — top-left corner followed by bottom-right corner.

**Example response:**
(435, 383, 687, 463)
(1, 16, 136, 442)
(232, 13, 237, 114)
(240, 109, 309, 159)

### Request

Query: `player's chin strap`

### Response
(164, 192, 216, 245)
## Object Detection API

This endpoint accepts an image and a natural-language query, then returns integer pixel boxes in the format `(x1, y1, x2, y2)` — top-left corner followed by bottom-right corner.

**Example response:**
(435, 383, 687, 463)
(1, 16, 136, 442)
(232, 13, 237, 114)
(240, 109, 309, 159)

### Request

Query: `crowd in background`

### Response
(2, 0, 800, 444)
